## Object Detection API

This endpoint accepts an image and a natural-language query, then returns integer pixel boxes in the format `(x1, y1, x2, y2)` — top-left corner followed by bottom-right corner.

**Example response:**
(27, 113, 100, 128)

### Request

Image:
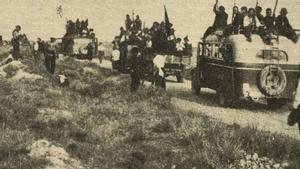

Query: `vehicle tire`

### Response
(267, 98, 286, 109)
(258, 65, 287, 97)
(177, 74, 184, 83)
(191, 69, 201, 95)
(217, 85, 232, 107)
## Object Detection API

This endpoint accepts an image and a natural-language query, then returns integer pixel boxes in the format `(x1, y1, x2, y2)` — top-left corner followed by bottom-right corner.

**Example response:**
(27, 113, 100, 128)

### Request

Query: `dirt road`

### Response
(98, 59, 300, 140)
(165, 77, 300, 140)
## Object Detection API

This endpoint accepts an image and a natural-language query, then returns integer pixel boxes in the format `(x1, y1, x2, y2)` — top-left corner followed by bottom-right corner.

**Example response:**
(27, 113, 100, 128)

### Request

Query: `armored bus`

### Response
(191, 34, 300, 108)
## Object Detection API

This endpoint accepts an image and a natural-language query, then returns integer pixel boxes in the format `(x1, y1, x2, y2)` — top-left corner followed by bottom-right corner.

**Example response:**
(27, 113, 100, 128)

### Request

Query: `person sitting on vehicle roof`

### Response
(240, 6, 248, 29)
(243, 8, 258, 42)
(264, 8, 275, 32)
(255, 6, 264, 25)
(275, 8, 298, 43)
(203, 0, 228, 39)
(224, 6, 243, 37)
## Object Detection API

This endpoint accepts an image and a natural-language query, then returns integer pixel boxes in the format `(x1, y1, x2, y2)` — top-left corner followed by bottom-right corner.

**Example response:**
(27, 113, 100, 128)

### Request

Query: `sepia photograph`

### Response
(0, 0, 300, 168)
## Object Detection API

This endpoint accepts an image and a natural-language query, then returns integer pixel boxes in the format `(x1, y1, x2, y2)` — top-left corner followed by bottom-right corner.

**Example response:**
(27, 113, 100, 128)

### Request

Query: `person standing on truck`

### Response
(125, 14, 132, 31)
(11, 25, 22, 60)
(203, 0, 228, 39)
(275, 8, 298, 43)
(128, 47, 141, 92)
(134, 15, 142, 31)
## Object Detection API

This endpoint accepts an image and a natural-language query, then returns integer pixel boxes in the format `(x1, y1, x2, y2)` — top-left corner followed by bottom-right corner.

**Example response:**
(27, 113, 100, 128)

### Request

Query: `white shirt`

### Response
(243, 16, 255, 27)
(153, 54, 166, 76)
(34, 42, 39, 51)
(112, 50, 120, 61)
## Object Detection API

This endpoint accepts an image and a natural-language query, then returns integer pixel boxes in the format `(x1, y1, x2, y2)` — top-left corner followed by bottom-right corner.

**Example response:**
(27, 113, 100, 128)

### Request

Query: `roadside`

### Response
(165, 78, 300, 140)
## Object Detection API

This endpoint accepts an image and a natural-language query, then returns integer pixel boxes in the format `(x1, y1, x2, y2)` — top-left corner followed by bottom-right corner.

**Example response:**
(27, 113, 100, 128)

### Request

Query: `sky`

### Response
(0, 0, 299, 44)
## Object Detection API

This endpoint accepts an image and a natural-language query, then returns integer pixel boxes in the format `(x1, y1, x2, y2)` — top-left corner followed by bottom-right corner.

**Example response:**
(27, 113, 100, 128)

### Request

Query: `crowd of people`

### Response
(204, 0, 299, 43)
(112, 13, 192, 58)
(112, 13, 193, 92)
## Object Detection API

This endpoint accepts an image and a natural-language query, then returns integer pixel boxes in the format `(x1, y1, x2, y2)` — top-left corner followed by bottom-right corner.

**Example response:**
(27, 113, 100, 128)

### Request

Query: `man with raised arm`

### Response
(203, 0, 228, 39)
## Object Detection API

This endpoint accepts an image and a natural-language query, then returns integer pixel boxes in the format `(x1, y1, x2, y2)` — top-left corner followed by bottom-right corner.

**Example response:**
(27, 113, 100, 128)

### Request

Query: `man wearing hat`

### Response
(203, 0, 228, 39)
(275, 8, 298, 43)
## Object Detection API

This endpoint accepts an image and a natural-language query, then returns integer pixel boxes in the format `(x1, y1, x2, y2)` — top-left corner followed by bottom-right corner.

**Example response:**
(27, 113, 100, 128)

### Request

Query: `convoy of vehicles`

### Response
(191, 34, 300, 108)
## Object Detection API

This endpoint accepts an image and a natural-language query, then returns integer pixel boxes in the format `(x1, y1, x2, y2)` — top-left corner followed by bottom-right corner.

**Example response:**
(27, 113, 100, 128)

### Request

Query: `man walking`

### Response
(128, 47, 141, 92)
(44, 38, 58, 74)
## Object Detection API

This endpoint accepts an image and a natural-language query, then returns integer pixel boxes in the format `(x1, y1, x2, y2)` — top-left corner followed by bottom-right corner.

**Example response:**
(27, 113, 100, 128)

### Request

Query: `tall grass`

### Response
(0, 56, 300, 169)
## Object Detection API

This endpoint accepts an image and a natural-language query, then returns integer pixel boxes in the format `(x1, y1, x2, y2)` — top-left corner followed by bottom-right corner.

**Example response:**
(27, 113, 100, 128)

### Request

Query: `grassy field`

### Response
(0, 53, 300, 169)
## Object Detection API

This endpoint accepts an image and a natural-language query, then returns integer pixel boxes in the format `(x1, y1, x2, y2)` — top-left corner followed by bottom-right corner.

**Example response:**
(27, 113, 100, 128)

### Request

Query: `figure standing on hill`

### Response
(203, 0, 228, 39)
(44, 38, 58, 74)
(11, 25, 22, 60)
(275, 8, 298, 43)
(128, 47, 141, 92)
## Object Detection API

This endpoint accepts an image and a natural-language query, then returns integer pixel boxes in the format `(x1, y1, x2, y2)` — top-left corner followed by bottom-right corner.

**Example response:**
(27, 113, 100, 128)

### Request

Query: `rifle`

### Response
(273, 0, 279, 16)
(255, 0, 259, 8)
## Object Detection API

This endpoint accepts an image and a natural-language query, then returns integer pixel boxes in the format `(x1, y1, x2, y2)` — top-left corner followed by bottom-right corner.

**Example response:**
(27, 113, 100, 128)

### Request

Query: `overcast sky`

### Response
(0, 0, 299, 44)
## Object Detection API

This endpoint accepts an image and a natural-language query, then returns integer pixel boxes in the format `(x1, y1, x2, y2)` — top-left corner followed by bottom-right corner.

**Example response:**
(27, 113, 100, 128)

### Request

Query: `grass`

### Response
(0, 54, 300, 169)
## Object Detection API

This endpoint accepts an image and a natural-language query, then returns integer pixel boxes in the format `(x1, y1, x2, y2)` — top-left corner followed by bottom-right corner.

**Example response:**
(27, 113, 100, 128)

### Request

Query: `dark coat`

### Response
(213, 5, 228, 29)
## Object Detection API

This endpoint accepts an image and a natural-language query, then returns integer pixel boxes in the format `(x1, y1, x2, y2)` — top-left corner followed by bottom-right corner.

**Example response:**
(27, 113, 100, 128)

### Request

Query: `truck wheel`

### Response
(191, 69, 201, 95)
(267, 98, 286, 110)
(217, 85, 232, 107)
(177, 74, 184, 83)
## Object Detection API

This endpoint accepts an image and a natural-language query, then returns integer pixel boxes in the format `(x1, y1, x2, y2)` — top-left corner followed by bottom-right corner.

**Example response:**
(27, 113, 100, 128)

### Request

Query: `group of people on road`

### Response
(204, 0, 298, 43)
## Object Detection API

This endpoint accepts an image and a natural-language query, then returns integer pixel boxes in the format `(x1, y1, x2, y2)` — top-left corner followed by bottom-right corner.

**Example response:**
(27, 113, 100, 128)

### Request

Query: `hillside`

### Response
(0, 52, 300, 169)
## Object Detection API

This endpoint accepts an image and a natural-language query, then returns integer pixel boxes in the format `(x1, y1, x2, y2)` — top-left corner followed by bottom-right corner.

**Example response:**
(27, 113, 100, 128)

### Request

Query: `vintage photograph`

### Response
(0, 0, 300, 168)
